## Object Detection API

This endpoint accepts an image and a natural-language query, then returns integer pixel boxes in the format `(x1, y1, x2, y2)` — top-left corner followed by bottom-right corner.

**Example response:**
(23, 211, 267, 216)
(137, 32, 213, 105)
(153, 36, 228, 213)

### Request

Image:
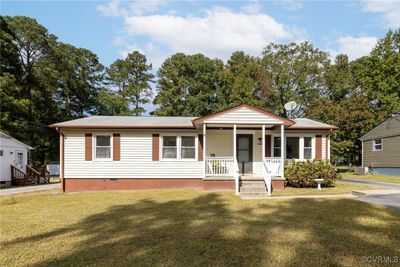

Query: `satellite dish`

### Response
(284, 101, 297, 111)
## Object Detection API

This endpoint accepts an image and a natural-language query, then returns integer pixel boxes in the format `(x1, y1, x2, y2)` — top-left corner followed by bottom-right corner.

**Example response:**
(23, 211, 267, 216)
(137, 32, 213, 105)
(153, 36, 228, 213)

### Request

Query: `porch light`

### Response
(258, 138, 262, 145)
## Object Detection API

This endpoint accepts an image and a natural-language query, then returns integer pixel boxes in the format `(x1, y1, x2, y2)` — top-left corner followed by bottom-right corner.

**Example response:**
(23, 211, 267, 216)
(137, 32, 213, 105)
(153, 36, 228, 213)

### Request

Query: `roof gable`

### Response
(360, 115, 400, 141)
(192, 104, 294, 125)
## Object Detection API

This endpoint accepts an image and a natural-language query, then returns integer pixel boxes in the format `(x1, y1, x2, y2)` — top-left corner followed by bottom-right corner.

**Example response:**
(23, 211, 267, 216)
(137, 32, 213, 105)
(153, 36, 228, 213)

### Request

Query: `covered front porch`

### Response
(193, 104, 294, 197)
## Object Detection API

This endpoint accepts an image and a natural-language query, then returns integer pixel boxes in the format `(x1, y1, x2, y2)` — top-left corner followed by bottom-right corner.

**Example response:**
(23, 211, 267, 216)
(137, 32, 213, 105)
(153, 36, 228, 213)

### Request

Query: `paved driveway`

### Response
(0, 183, 60, 196)
(341, 178, 400, 211)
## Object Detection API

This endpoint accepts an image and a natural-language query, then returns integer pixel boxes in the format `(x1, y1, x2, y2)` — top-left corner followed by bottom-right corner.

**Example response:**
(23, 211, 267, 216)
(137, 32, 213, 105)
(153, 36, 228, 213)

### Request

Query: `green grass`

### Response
(1, 189, 399, 266)
(342, 171, 400, 184)
(273, 182, 381, 196)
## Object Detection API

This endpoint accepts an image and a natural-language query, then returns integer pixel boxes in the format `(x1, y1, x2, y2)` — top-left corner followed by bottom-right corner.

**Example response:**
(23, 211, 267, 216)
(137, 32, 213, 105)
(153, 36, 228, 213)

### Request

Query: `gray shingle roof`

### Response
(289, 118, 338, 129)
(50, 115, 337, 129)
(50, 116, 197, 128)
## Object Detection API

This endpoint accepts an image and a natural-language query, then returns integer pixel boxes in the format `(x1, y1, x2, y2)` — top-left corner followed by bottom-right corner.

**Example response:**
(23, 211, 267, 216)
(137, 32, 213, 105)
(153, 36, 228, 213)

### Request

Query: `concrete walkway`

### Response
(341, 178, 400, 211)
(341, 178, 400, 190)
(271, 194, 355, 199)
(0, 183, 60, 196)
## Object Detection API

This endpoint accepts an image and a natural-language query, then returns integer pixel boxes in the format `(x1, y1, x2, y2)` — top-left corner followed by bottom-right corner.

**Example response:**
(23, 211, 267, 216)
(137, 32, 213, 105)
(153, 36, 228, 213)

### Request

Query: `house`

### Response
(360, 113, 400, 172)
(50, 104, 338, 196)
(0, 131, 33, 185)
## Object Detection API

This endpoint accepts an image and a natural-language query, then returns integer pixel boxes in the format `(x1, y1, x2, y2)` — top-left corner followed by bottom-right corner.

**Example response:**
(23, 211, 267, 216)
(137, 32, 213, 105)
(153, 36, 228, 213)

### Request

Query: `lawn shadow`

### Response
(5, 192, 400, 266)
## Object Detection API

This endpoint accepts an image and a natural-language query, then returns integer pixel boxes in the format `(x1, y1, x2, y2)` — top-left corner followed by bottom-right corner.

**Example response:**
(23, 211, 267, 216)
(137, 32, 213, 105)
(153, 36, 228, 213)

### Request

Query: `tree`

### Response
(94, 88, 131, 115)
(52, 43, 105, 119)
(219, 51, 272, 108)
(154, 53, 224, 116)
(352, 29, 400, 124)
(324, 54, 355, 101)
(106, 51, 154, 115)
(261, 42, 329, 118)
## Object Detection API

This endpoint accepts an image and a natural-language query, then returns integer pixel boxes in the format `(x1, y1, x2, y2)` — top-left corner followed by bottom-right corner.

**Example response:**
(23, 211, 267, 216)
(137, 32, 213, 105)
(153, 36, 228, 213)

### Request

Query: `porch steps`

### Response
(239, 178, 269, 199)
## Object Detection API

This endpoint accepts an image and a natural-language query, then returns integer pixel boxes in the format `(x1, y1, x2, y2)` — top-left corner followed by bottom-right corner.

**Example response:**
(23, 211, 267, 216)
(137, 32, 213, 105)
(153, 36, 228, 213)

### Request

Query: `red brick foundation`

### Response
(64, 178, 284, 192)
(272, 180, 285, 191)
(202, 180, 235, 191)
(64, 178, 204, 192)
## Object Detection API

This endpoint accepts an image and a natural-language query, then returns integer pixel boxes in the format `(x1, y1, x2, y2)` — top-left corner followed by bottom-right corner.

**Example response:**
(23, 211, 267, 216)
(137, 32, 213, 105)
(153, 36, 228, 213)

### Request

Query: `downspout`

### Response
(55, 127, 65, 192)
(326, 129, 333, 163)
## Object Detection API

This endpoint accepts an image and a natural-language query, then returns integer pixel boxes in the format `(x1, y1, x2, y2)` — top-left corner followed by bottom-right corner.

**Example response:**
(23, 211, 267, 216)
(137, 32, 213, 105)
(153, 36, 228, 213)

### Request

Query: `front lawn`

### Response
(1, 189, 399, 266)
(342, 171, 400, 184)
(273, 181, 381, 196)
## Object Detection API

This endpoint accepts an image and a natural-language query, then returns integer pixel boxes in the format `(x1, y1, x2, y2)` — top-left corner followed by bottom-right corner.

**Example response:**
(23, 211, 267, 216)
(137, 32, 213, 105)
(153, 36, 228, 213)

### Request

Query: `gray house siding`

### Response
(363, 136, 400, 167)
(361, 114, 400, 168)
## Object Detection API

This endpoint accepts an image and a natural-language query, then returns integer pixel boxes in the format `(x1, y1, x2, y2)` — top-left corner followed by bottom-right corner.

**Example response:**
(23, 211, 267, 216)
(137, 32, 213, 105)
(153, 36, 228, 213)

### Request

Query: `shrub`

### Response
(284, 160, 341, 188)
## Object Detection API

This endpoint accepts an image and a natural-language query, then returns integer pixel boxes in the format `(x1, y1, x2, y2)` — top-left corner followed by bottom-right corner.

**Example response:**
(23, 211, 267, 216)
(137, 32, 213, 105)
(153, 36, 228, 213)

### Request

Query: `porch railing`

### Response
(205, 157, 235, 177)
(262, 159, 272, 196)
(264, 157, 282, 176)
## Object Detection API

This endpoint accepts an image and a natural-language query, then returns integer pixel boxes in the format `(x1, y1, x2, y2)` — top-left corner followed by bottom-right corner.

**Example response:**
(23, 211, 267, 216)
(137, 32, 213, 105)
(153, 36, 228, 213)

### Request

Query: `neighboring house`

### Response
(0, 131, 33, 185)
(50, 104, 337, 196)
(360, 113, 400, 170)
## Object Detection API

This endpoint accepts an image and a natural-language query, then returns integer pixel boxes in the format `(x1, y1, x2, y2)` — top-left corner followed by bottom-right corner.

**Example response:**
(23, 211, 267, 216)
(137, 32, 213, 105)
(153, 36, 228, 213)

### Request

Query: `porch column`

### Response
(262, 125, 265, 160)
(280, 124, 284, 178)
(203, 124, 206, 177)
(233, 124, 237, 160)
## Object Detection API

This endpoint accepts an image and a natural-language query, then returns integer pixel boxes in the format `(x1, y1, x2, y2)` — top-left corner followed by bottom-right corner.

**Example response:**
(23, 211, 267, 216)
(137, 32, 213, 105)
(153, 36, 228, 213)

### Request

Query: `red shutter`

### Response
(113, 133, 120, 161)
(198, 134, 204, 161)
(265, 135, 272, 157)
(152, 134, 159, 161)
(85, 133, 92, 161)
(316, 135, 322, 160)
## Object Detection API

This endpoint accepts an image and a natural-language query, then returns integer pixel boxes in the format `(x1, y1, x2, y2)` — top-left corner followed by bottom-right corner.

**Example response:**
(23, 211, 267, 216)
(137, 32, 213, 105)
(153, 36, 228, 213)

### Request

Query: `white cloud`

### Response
(241, 1, 262, 14)
(278, 0, 303, 11)
(328, 36, 377, 61)
(121, 6, 306, 61)
(97, 0, 167, 17)
(96, 0, 121, 17)
(362, 0, 400, 28)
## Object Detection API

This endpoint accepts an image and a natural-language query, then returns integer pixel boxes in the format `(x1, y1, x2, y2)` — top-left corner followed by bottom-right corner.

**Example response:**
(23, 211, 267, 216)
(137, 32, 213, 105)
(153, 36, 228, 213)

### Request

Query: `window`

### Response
(273, 137, 281, 157)
(0, 150, 3, 156)
(162, 135, 196, 160)
(286, 137, 300, 159)
(16, 152, 24, 166)
(303, 137, 312, 159)
(373, 139, 383, 151)
(181, 136, 195, 159)
(95, 135, 111, 159)
(162, 136, 178, 159)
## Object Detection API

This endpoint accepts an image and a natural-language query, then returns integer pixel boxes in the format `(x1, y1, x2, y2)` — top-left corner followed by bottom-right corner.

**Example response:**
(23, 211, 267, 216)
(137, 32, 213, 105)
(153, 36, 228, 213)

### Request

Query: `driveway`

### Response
(0, 183, 60, 196)
(341, 178, 400, 211)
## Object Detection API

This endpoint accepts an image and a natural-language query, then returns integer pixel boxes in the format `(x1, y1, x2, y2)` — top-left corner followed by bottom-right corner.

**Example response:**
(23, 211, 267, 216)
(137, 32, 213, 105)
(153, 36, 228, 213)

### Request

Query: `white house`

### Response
(0, 131, 33, 185)
(50, 104, 338, 197)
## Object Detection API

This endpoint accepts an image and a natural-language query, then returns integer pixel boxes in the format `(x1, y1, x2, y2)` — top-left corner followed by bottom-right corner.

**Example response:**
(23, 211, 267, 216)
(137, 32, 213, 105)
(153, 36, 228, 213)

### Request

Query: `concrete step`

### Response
(239, 192, 269, 199)
(240, 180, 265, 185)
(240, 187, 267, 193)
(240, 184, 266, 190)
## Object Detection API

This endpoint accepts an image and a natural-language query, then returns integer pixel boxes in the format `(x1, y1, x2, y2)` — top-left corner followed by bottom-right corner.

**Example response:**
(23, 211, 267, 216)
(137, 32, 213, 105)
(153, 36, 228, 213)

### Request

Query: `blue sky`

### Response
(2, 0, 399, 69)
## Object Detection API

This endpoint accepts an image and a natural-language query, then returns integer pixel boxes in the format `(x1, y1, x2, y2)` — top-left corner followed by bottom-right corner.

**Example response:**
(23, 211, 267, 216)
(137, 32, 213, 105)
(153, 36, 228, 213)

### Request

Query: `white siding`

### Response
(64, 130, 203, 179)
(0, 136, 29, 181)
(204, 106, 283, 124)
(322, 136, 326, 160)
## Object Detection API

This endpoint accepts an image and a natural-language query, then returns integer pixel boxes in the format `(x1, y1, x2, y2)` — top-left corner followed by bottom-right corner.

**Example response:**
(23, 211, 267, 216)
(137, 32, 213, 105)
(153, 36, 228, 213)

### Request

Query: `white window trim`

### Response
(15, 150, 24, 167)
(271, 134, 315, 160)
(93, 133, 113, 161)
(160, 133, 198, 161)
(372, 138, 383, 151)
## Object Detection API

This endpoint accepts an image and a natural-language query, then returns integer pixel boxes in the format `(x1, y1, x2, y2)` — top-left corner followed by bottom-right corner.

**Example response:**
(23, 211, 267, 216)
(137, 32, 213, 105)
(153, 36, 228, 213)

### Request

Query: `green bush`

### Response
(284, 160, 341, 188)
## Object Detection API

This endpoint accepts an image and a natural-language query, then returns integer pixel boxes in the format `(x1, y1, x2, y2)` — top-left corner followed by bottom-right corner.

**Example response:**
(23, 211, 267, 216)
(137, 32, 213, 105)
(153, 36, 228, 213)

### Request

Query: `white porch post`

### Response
(280, 124, 284, 178)
(262, 125, 265, 160)
(203, 123, 206, 177)
(233, 124, 237, 159)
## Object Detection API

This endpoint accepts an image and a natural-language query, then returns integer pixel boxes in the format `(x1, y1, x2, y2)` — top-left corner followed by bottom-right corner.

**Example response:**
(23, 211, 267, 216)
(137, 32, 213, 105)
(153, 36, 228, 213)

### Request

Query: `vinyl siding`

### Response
(64, 130, 203, 179)
(361, 116, 400, 141)
(363, 135, 400, 167)
(204, 106, 283, 124)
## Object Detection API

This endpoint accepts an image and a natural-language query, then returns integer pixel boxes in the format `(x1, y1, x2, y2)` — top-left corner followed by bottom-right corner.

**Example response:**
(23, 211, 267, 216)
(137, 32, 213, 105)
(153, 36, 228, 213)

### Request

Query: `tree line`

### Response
(1, 16, 399, 165)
